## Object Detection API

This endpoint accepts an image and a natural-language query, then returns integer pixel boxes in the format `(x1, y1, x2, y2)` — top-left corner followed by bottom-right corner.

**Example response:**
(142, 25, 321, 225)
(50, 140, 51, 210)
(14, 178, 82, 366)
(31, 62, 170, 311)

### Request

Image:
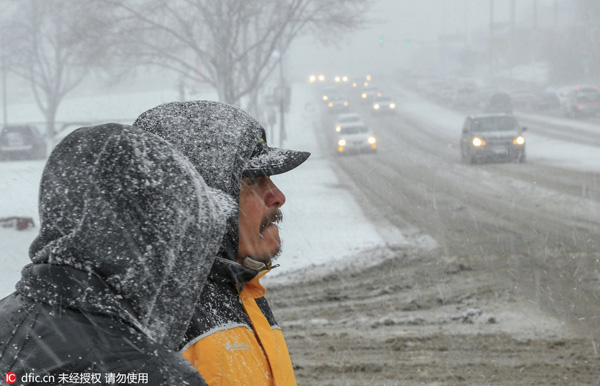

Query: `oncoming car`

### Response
(359, 85, 380, 104)
(321, 86, 339, 102)
(460, 114, 526, 164)
(0, 125, 47, 161)
(372, 95, 396, 114)
(335, 123, 377, 154)
(326, 94, 349, 113)
(334, 112, 362, 132)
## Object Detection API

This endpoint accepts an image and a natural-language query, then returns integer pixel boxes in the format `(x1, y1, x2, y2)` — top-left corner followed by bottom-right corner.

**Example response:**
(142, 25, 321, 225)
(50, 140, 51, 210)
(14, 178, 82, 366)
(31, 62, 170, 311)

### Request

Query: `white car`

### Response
(372, 96, 396, 114)
(335, 123, 377, 154)
(460, 113, 526, 164)
(334, 113, 362, 132)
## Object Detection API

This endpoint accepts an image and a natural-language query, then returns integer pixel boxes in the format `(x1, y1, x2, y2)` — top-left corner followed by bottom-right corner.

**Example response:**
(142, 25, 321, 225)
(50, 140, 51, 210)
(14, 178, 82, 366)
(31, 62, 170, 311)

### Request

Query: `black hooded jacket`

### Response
(133, 101, 301, 385)
(0, 124, 233, 385)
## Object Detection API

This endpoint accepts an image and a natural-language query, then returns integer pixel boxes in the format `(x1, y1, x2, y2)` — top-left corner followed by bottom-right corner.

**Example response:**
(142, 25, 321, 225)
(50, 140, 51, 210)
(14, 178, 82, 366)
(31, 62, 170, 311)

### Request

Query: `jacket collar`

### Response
(210, 257, 275, 290)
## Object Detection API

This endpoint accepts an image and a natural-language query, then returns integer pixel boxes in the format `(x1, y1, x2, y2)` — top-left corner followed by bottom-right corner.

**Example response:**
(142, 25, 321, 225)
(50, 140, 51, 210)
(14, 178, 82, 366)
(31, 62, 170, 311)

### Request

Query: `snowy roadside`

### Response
(0, 83, 409, 297)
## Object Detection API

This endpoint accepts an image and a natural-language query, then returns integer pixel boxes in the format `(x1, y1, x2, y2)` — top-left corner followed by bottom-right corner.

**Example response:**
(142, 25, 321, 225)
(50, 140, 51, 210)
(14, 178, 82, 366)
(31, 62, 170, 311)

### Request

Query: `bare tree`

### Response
(104, 0, 370, 109)
(2, 0, 116, 137)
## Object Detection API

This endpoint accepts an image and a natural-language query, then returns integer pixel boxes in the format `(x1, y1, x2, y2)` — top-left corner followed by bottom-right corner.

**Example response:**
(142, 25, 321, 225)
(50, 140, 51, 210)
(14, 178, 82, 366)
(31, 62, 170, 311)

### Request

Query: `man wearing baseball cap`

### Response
(134, 100, 310, 385)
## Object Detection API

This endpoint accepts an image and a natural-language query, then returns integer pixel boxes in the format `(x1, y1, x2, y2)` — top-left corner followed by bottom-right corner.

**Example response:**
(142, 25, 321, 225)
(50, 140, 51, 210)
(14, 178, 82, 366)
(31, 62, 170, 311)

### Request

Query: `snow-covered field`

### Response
(0, 84, 393, 298)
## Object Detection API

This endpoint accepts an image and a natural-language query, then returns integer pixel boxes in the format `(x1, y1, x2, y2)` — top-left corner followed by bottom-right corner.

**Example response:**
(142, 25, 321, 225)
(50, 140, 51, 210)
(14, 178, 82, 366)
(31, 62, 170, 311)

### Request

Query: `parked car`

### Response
(334, 112, 362, 132)
(0, 125, 47, 161)
(460, 114, 526, 164)
(372, 95, 396, 115)
(335, 123, 377, 154)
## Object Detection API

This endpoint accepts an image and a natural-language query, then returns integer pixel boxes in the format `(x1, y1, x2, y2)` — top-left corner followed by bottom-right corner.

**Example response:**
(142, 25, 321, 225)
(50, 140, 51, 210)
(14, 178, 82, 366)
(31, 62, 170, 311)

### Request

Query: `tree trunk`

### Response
(44, 101, 58, 139)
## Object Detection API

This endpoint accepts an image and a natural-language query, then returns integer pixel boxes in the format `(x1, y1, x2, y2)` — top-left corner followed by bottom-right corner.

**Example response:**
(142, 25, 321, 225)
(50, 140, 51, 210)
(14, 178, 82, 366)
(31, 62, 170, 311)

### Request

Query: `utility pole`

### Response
(510, 0, 516, 34)
(489, 0, 495, 74)
(2, 52, 7, 128)
(510, 0, 516, 70)
(553, 0, 558, 31)
(533, 0, 538, 31)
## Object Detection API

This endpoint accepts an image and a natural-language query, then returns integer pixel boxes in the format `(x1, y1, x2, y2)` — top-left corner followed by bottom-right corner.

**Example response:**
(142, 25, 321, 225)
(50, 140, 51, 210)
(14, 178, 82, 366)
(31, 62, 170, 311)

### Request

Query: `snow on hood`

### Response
(21, 123, 234, 349)
(133, 100, 264, 261)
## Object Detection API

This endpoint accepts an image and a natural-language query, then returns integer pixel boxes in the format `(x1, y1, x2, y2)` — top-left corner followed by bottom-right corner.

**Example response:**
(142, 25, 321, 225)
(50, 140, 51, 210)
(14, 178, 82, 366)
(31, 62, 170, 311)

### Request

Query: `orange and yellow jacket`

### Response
(179, 258, 296, 385)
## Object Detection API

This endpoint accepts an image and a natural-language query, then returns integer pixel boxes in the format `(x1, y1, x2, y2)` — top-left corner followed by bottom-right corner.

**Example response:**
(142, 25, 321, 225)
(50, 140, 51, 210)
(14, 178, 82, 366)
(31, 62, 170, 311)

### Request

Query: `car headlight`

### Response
(328, 102, 333, 108)
(318, 74, 325, 81)
(323, 95, 328, 101)
(362, 93, 367, 99)
(368, 136, 376, 144)
(342, 76, 348, 82)
(335, 125, 341, 132)
(335, 76, 341, 83)
(309, 75, 316, 83)
(374, 104, 380, 109)
(344, 101, 348, 106)
(390, 103, 396, 109)
(338, 139, 347, 146)
(472, 137, 486, 147)
(513, 136, 525, 145)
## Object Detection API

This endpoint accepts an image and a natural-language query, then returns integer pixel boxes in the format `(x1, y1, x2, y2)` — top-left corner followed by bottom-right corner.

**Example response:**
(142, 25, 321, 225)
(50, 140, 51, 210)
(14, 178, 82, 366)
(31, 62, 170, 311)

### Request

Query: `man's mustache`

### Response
(259, 209, 283, 233)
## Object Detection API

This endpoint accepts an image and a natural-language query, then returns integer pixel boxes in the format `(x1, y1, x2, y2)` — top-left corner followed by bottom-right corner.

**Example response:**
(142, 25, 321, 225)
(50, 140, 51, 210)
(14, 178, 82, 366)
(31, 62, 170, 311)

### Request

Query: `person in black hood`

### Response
(0, 123, 234, 385)
(134, 101, 310, 385)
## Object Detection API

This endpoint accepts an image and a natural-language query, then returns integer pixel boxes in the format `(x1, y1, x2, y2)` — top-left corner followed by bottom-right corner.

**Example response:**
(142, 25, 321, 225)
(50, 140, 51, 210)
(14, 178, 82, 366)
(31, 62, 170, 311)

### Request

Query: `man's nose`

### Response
(265, 179, 286, 208)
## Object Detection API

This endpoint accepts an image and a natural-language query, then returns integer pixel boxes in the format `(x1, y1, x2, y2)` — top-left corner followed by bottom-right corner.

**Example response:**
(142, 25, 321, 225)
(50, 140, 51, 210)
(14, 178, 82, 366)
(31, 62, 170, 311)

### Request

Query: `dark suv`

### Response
(0, 125, 47, 161)
(460, 114, 526, 164)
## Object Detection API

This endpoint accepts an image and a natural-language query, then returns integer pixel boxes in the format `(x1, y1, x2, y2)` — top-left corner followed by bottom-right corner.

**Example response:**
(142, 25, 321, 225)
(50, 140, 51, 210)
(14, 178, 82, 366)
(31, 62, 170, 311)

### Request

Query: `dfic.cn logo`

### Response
(4, 372, 17, 384)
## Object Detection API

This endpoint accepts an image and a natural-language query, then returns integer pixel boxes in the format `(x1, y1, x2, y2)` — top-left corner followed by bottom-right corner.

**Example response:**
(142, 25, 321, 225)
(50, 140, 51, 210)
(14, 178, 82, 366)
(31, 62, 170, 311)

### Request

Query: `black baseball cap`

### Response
(243, 129, 310, 177)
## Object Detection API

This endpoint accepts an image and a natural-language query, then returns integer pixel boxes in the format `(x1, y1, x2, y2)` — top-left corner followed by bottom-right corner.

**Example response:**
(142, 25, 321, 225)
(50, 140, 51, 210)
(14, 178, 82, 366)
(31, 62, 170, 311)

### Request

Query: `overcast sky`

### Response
(287, 0, 573, 81)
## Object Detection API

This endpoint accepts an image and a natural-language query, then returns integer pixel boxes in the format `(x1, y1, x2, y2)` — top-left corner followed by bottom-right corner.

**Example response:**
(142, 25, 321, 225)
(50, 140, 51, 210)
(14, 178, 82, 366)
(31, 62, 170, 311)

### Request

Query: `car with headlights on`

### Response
(321, 86, 339, 102)
(359, 85, 380, 104)
(372, 95, 396, 115)
(335, 123, 377, 154)
(326, 94, 350, 113)
(0, 125, 47, 161)
(334, 112, 362, 132)
(460, 114, 526, 164)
